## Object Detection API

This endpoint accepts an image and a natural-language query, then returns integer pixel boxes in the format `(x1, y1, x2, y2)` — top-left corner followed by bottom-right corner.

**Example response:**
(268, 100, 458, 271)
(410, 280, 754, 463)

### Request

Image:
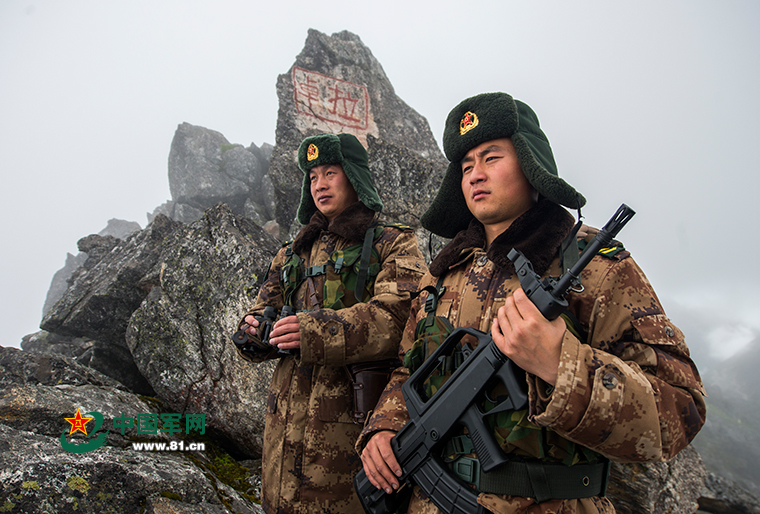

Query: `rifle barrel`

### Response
(554, 204, 635, 296)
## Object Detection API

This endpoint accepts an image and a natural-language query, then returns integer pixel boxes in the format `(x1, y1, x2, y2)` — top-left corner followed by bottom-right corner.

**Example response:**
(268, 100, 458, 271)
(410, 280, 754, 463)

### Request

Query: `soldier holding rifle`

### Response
(358, 93, 706, 514)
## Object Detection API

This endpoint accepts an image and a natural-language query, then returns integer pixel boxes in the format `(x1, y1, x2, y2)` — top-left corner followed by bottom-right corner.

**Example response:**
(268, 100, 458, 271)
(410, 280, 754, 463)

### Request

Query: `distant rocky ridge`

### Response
(42, 218, 142, 318)
(4, 29, 758, 514)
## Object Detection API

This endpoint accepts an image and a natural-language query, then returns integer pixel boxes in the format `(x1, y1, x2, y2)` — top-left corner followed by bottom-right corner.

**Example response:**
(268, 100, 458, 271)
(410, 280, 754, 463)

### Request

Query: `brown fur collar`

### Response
(429, 199, 575, 277)
(292, 202, 377, 255)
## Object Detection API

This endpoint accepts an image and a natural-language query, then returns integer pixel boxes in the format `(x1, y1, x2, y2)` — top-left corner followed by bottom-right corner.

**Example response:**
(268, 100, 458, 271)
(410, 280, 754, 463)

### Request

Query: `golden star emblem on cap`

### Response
(307, 143, 319, 161)
(459, 111, 479, 135)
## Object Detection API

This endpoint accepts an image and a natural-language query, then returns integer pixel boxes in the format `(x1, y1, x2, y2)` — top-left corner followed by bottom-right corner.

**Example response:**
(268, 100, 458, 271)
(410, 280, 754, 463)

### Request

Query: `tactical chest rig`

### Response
(281, 222, 406, 424)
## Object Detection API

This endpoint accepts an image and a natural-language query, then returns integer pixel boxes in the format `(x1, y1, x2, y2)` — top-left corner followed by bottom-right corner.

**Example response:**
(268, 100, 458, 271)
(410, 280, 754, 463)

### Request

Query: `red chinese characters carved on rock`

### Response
(292, 67, 370, 130)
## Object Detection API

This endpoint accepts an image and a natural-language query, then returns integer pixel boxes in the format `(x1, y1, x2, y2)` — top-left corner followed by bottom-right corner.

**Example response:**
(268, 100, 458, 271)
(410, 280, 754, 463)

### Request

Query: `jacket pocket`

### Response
(316, 366, 356, 424)
(631, 314, 703, 391)
(395, 256, 426, 293)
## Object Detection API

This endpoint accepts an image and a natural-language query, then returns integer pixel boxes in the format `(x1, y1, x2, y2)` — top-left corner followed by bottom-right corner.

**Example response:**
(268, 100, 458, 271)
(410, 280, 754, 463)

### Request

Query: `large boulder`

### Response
(21, 330, 154, 395)
(37, 202, 279, 458)
(40, 215, 182, 346)
(126, 203, 280, 458)
(42, 219, 142, 318)
(365, 134, 449, 258)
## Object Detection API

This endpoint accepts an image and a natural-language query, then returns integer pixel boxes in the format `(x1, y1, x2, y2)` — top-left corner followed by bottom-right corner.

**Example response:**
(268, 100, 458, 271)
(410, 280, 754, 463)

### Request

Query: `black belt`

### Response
(450, 456, 610, 504)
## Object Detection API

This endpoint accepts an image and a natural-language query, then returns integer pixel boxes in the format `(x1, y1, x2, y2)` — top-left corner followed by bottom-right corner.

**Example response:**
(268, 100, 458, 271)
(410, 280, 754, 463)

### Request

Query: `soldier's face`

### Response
(461, 138, 536, 233)
(309, 164, 359, 221)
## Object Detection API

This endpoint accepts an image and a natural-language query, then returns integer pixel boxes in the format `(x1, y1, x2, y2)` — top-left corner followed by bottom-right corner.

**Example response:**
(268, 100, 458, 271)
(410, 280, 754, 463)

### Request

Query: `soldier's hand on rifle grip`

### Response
(491, 288, 565, 386)
(361, 430, 402, 495)
(269, 315, 302, 350)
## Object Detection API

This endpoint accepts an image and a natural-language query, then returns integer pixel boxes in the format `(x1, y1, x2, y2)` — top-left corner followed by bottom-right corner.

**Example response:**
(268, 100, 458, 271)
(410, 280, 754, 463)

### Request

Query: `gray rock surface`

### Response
(162, 123, 275, 225)
(607, 444, 706, 513)
(42, 219, 141, 318)
(700, 472, 760, 513)
(42, 252, 88, 318)
(33, 202, 280, 458)
(0, 346, 264, 514)
(21, 331, 154, 395)
(41, 215, 181, 345)
(126, 203, 280, 458)
(21, 329, 94, 361)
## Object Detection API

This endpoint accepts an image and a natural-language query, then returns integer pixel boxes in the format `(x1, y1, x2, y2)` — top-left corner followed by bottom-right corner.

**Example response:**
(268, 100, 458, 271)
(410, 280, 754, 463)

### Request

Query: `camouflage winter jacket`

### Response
(358, 200, 706, 514)
(238, 202, 426, 514)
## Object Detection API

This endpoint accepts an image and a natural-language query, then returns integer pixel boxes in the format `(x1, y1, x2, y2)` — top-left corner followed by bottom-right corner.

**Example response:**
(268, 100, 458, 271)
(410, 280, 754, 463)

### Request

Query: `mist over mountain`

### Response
(692, 339, 760, 498)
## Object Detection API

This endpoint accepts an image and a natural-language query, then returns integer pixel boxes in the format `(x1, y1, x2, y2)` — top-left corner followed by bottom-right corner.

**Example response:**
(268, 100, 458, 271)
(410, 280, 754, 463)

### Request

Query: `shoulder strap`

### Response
(417, 276, 447, 332)
(281, 243, 304, 308)
(353, 224, 378, 303)
(559, 219, 582, 276)
(303, 251, 321, 310)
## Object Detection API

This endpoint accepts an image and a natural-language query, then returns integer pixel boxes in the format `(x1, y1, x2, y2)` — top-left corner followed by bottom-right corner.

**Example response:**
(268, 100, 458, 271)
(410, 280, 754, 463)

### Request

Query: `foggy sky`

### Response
(1, 1, 758, 367)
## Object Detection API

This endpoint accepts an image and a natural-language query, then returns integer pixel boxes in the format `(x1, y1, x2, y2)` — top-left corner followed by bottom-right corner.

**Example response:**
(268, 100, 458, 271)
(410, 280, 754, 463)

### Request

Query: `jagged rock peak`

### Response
(277, 28, 442, 160)
(158, 122, 276, 226)
(269, 28, 447, 238)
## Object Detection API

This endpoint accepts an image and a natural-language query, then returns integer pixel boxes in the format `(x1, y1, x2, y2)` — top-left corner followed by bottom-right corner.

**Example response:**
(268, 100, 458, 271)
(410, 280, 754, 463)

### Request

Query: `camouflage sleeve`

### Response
(528, 255, 706, 463)
(234, 246, 288, 363)
(298, 228, 426, 366)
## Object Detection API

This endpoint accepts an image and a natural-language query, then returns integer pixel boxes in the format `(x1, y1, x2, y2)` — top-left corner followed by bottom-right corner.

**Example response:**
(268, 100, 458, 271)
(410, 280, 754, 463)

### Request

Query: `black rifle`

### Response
(354, 204, 634, 514)
(354, 326, 527, 514)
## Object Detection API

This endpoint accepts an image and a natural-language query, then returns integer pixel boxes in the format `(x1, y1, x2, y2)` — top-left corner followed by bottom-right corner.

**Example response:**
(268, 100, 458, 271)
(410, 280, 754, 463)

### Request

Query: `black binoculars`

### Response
(231, 305, 297, 357)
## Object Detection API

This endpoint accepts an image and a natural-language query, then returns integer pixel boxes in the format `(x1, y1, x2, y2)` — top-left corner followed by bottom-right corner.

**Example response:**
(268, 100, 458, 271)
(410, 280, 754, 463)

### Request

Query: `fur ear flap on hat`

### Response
(295, 133, 383, 225)
(422, 92, 585, 238)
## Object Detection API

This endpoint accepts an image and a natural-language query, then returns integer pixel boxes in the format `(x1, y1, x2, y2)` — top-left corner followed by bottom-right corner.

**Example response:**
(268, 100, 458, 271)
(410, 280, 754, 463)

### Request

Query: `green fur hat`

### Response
(421, 92, 586, 238)
(295, 133, 384, 225)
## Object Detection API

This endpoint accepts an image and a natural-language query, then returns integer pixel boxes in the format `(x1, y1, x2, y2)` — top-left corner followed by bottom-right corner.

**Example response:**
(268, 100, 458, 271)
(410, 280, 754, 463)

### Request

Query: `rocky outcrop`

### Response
(42, 219, 141, 318)
(126, 203, 280, 458)
(40, 215, 181, 345)
(42, 252, 87, 318)
(36, 203, 280, 459)
(0, 346, 264, 514)
(268, 29, 447, 239)
(154, 123, 275, 227)
(365, 134, 450, 257)
(700, 472, 760, 514)
(21, 331, 154, 395)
